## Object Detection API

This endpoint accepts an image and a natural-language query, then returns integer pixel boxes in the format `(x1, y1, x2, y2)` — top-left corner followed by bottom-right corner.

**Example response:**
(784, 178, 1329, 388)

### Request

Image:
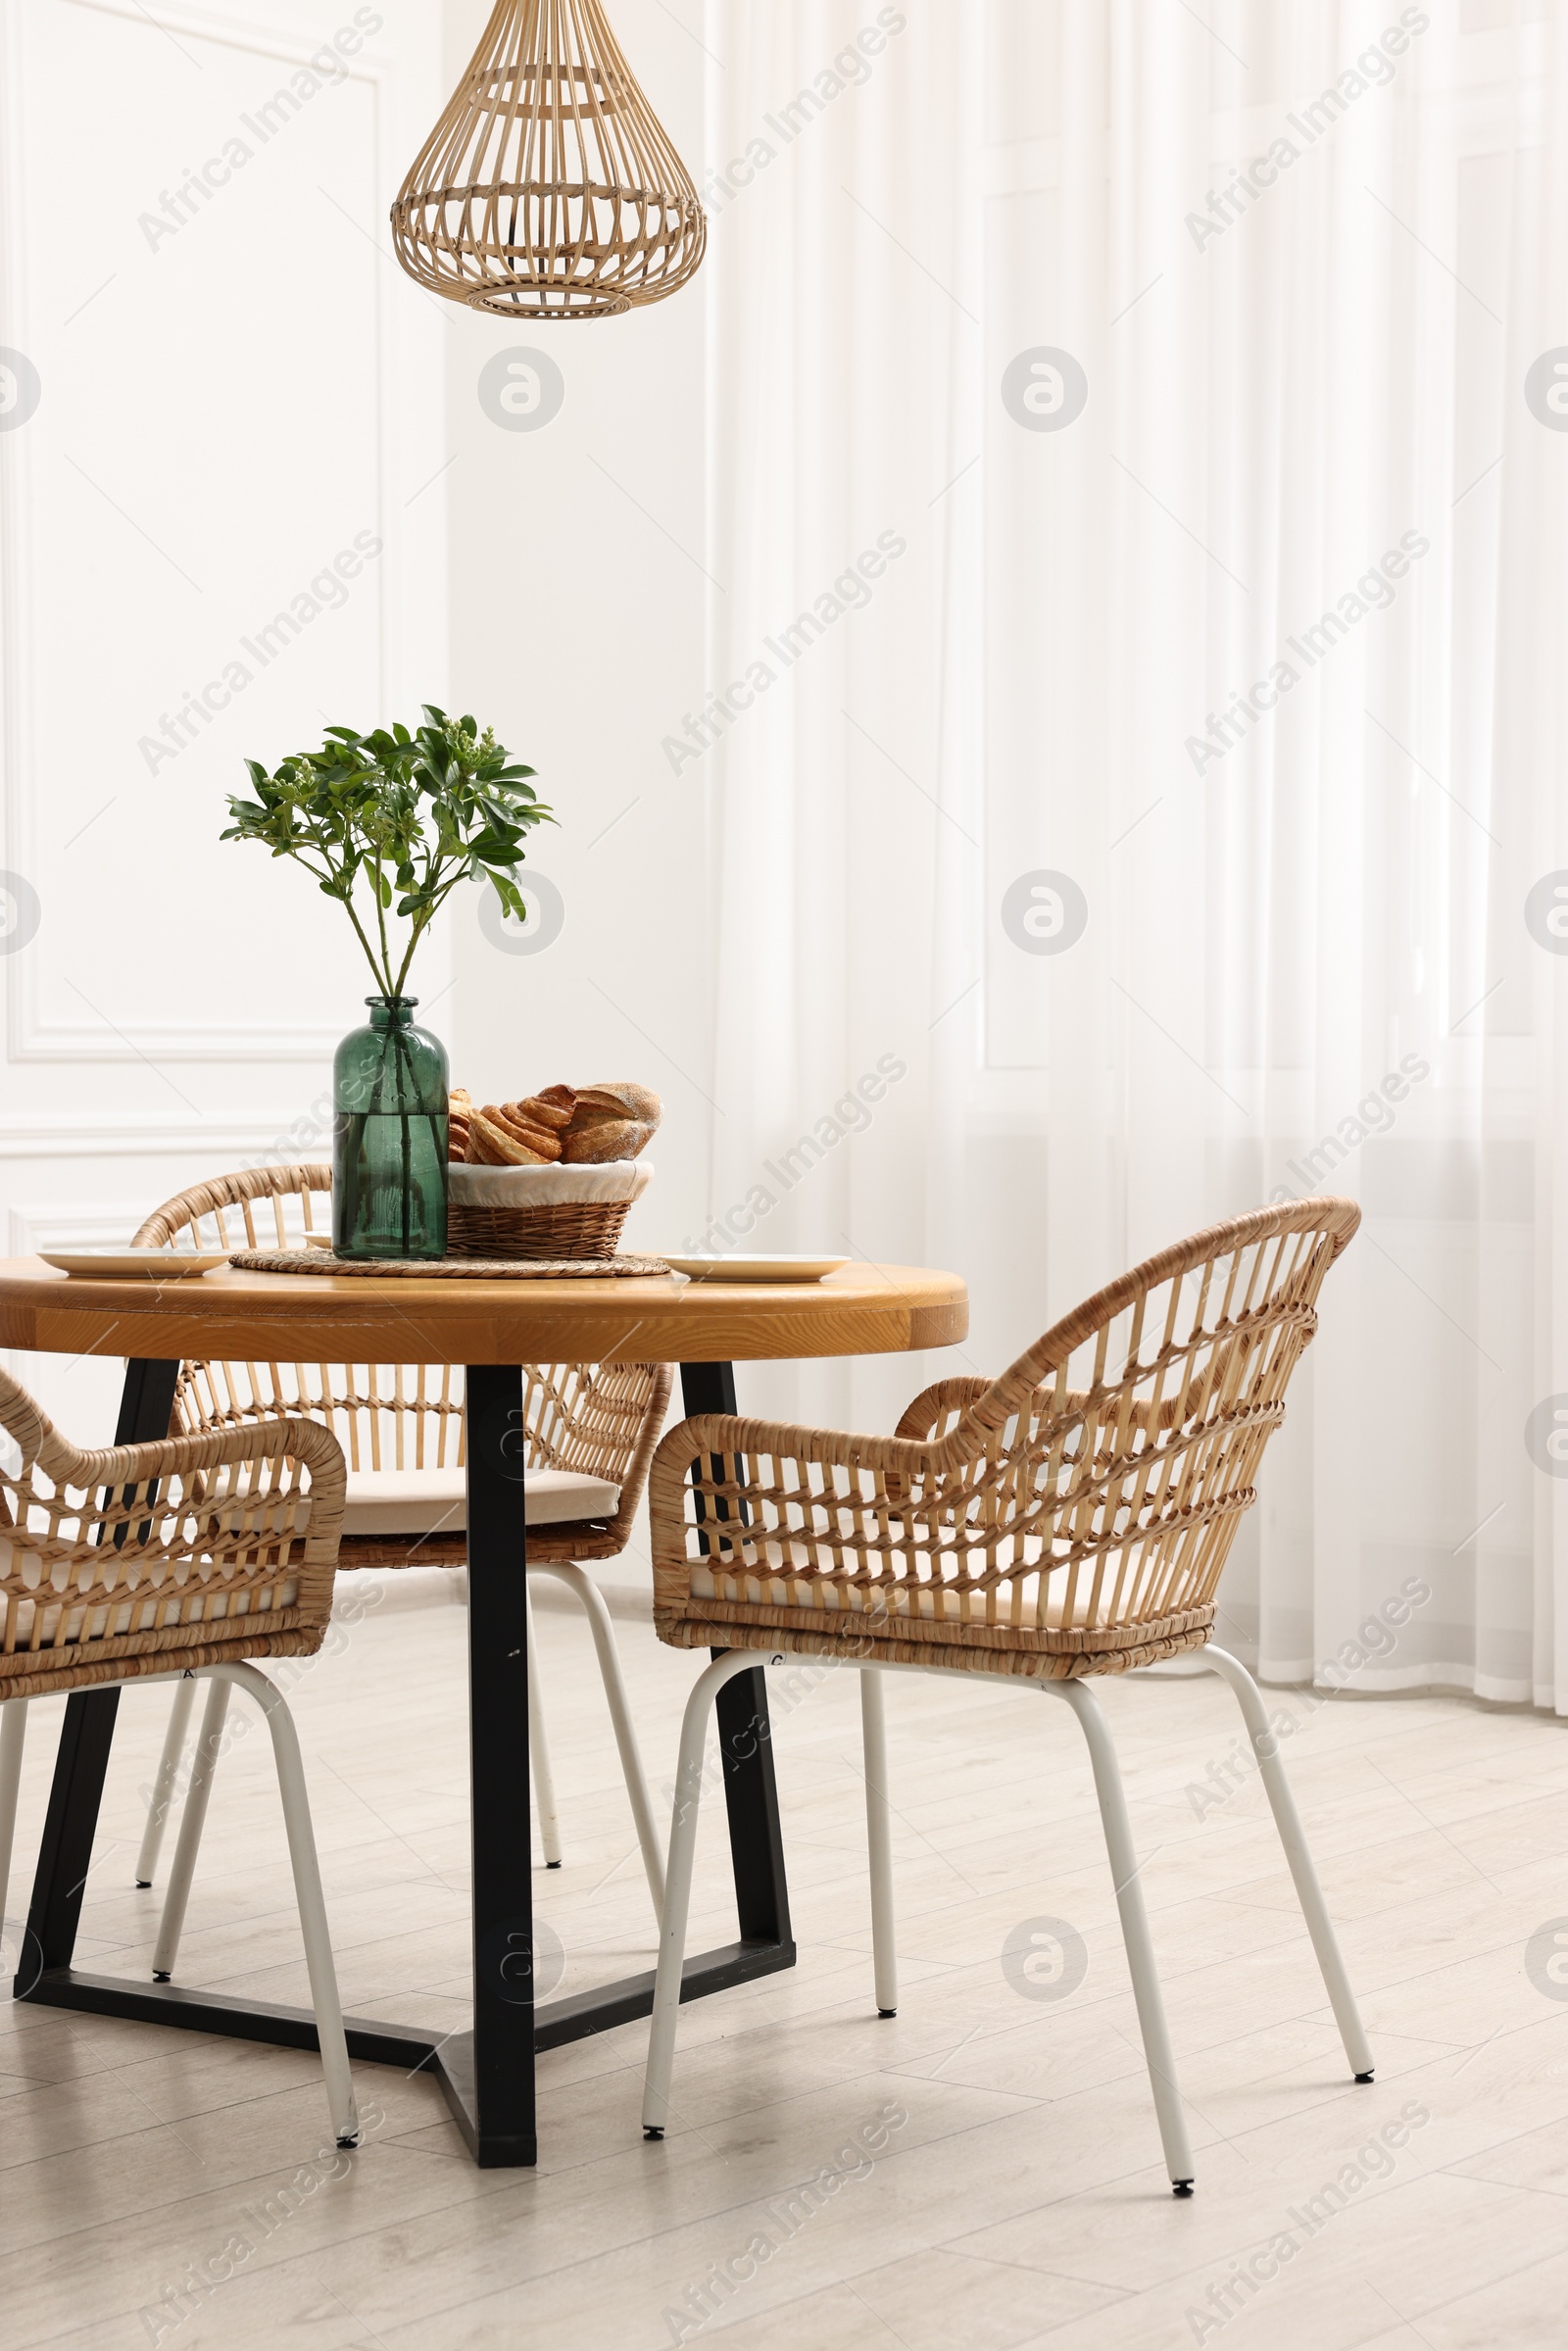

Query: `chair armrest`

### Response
(895, 1376, 1171, 1447)
(597, 1364, 672, 1545)
(894, 1376, 993, 1442)
(2, 1370, 343, 1517)
(24, 1408, 349, 1624)
(84, 1415, 346, 1526)
(575, 1363, 676, 1560)
(648, 1411, 957, 1619)
(521, 1363, 673, 1555)
(0, 1366, 350, 1672)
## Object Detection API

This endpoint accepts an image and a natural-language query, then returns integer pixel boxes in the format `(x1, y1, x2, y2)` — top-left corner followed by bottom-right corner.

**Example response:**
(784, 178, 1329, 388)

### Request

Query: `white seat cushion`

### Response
(340, 1466, 619, 1540)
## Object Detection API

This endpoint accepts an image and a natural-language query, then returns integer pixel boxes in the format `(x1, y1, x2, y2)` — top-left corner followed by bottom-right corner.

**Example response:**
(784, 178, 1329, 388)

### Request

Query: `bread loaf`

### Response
(560, 1115, 656, 1164)
(573, 1082, 662, 1125)
(560, 1082, 662, 1162)
(452, 1080, 661, 1165)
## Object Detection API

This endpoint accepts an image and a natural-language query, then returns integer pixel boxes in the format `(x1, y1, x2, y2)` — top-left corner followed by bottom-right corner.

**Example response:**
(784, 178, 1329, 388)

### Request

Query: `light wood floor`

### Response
(4, 1580, 1567, 2350)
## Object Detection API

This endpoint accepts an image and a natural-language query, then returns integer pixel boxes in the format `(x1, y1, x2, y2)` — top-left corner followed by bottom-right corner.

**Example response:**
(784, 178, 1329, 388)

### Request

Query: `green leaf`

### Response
(225, 709, 549, 992)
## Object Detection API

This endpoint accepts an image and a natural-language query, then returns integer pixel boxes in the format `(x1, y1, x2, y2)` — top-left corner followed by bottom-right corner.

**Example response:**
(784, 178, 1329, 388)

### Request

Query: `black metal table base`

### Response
(13, 1355, 794, 2168)
(22, 1935, 795, 2163)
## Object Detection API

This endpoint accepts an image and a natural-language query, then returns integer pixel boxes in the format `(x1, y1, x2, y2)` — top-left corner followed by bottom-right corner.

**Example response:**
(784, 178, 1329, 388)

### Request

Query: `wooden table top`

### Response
(0, 1258, 968, 1367)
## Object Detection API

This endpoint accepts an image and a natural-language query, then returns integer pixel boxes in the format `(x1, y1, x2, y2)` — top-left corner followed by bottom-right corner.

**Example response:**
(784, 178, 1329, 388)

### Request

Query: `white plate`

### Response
(663, 1254, 849, 1284)
(39, 1249, 229, 1280)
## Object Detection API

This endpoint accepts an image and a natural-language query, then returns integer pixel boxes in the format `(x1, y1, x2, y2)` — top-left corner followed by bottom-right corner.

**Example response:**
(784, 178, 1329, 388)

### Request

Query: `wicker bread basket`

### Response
(447, 1160, 653, 1261)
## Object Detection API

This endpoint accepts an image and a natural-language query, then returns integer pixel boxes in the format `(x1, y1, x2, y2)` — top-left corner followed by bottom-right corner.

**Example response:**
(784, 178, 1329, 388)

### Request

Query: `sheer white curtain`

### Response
(694, 0, 1568, 1707)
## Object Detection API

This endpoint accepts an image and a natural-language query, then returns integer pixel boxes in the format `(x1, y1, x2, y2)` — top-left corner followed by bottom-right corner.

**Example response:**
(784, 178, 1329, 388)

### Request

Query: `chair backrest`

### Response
(135, 1163, 333, 1254)
(0, 1362, 342, 1698)
(900, 1199, 1360, 1640)
(135, 1166, 665, 1493)
(666, 1200, 1359, 1658)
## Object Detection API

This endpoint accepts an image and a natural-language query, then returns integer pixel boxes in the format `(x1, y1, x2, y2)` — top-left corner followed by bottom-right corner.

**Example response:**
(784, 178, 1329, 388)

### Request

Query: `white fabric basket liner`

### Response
(448, 1159, 654, 1207)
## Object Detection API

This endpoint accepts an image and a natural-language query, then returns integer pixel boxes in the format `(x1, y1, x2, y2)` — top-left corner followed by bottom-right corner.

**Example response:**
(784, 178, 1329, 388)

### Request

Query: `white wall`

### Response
(0, 0, 446, 1438)
(0, 0, 709, 1445)
(441, 0, 710, 1265)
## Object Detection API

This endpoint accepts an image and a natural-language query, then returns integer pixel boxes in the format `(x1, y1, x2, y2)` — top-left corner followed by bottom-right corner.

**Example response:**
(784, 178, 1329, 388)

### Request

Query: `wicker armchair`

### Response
(129, 1165, 670, 1924)
(0, 1363, 358, 2144)
(640, 1200, 1374, 2194)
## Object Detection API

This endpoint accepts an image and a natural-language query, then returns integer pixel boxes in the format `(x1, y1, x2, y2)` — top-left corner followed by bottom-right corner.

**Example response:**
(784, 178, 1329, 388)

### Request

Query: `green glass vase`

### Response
(332, 998, 449, 1260)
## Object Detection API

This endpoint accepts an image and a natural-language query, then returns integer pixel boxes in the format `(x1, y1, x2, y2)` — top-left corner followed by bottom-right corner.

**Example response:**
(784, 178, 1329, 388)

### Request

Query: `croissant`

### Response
(448, 1088, 473, 1164)
(502, 1090, 575, 1135)
(514, 1085, 576, 1131)
(450, 1080, 661, 1166)
(467, 1106, 560, 1165)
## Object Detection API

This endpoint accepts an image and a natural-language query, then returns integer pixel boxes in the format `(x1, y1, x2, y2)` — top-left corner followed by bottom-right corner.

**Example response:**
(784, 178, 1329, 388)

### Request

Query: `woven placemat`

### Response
(228, 1250, 671, 1280)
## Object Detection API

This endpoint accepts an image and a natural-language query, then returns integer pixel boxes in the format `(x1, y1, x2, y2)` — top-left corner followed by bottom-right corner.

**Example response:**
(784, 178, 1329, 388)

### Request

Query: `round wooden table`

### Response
(0, 1256, 967, 1366)
(0, 1255, 967, 2168)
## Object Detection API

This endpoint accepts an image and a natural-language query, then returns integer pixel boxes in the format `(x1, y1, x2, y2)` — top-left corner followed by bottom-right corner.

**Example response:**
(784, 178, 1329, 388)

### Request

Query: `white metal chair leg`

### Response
(859, 1670, 897, 2016)
(0, 1700, 28, 1964)
(538, 1562, 666, 1924)
(152, 1678, 230, 1981)
(642, 1649, 763, 2138)
(524, 1582, 564, 1869)
(1203, 1645, 1375, 2082)
(136, 1676, 198, 1886)
(213, 1663, 359, 2145)
(131, 1565, 668, 1936)
(152, 1664, 358, 2145)
(1041, 1678, 1196, 2193)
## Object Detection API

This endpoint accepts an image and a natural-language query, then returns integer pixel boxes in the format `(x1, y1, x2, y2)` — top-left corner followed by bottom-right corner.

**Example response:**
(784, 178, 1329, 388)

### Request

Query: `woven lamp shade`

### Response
(391, 0, 706, 318)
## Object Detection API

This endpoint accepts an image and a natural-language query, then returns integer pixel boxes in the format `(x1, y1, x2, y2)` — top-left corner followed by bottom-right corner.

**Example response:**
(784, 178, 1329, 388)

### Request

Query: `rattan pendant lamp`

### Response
(391, 0, 706, 318)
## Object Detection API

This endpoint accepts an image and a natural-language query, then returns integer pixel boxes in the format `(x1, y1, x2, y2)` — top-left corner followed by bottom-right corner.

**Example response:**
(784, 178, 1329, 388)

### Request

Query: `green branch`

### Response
(220, 707, 554, 1005)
